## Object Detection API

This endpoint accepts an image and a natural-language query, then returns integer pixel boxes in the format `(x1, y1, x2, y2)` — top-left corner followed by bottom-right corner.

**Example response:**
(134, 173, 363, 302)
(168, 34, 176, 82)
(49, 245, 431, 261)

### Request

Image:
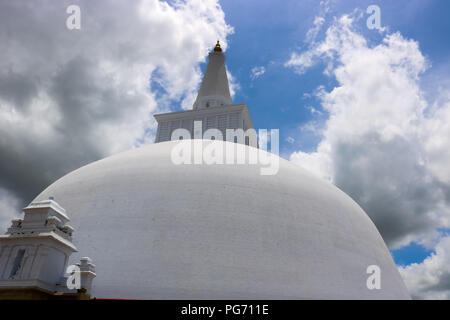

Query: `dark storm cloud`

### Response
(333, 133, 441, 246)
(0, 71, 38, 111)
(0, 0, 232, 229)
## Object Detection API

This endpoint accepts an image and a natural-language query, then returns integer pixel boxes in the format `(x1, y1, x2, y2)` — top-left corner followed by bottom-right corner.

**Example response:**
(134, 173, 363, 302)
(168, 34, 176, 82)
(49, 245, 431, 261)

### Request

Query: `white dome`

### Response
(34, 140, 410, 299)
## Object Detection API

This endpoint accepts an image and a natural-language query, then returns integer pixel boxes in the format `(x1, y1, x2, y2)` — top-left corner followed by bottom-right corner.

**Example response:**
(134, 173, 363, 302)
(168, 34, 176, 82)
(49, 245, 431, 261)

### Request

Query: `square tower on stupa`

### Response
(154, 41, 254, 144)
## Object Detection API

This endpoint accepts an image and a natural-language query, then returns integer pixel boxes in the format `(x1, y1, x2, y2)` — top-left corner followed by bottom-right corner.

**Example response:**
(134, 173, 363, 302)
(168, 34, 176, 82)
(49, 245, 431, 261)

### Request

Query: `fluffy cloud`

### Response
(286, 11, 450, 299)
(286, 12, 450, 250)
(399, 235, 450, 299)
(227, 70, 240, 99)
(250, 66, 266, 80)
(0, 0, 232, 232)
(286, 136, 295, 144)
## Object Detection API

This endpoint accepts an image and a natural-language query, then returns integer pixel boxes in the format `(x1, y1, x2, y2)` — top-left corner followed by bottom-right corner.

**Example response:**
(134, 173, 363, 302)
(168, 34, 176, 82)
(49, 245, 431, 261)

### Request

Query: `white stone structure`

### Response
(0, 199, 95, 296)
(154, 42, 254, 143)
(32, 141, 410, 299)
(1, 42, 410, 299)
(193, 41, 232, 109)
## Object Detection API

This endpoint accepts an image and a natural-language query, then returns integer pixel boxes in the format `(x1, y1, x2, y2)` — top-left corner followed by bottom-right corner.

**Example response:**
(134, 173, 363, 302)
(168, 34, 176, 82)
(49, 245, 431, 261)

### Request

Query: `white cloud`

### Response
(250, 66, 266, 80)
(285, 0, 330, 74)
(0, 0, 233, 219)
(284, 50, 317, 75)
(306, 105, 323, 115)
(305, 0, 330, 44)
(399, 235, 450, 299)
(290, 146, 333, 182)
(286, 13, 450, 251)
(227, 70, 240, 99)
(286, 11, 450, 299)
(305, 16, 325, 44)
(422, 96, 450, 185)
(286, 136, 295, 144)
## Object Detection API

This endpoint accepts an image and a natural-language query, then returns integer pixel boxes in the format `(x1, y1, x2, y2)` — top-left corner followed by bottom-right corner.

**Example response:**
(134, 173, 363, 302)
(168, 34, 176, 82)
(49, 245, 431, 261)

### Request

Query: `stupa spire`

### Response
(154, 40, 254, 144)
(213, 40, 222, 52)
(193, 41, 231, 109)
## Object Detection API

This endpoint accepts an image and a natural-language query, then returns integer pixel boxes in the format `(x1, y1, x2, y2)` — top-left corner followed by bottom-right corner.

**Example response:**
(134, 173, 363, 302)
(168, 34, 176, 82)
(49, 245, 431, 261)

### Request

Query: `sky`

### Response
(0, 0, 450, 299)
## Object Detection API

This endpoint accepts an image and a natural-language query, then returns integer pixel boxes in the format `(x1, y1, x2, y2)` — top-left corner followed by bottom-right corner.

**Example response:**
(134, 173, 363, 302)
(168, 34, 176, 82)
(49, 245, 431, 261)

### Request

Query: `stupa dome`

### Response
(33, 140, 410, 299)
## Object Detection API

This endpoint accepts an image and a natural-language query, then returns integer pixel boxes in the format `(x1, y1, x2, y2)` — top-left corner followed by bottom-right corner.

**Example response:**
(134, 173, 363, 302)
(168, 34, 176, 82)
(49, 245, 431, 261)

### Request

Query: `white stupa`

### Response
(1, 42, 410, 299)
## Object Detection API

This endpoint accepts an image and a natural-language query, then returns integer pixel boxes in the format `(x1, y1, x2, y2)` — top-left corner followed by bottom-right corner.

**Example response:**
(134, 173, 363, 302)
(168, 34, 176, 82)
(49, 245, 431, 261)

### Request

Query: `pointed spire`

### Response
(193, 41, 231, 109)
(214, 40, 222, 52)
